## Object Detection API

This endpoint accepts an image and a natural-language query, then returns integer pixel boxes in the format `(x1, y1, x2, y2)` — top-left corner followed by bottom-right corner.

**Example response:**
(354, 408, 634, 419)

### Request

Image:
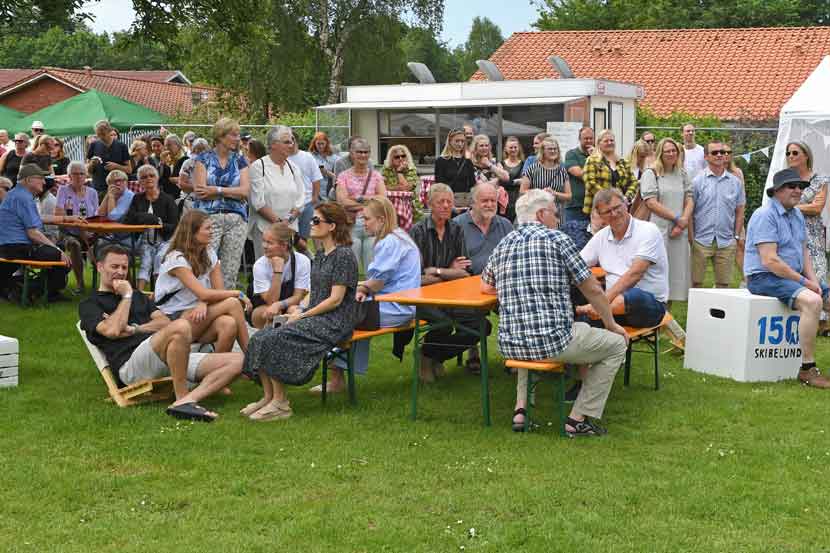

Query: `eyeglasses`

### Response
(310, 216, 330, 226)
(393, 154, 407, 160)
(597, 203, 626, 216)
(786, 150, 801, 157)
(783, 182, 808, 190)
(709, 150, 727, 156)
(138, 175, 155, 180)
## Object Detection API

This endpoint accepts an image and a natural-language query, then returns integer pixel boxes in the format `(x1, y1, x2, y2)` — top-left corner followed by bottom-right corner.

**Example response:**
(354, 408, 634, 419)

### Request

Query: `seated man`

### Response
(0, 164, 75, 301)
(481, 189, 628, 436)
(409, 182, 487, 381)
(745, 168, 830, 388)
(578, 188, 669, 329)
(79, 245, 243, 421)
(452, 181, 513, 373)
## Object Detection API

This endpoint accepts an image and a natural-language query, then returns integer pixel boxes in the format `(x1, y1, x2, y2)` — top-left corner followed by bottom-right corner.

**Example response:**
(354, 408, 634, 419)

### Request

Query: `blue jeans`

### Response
(616, 288, 666, 328)
(298, 201, 314, 239)
(748, 272, 829, 309)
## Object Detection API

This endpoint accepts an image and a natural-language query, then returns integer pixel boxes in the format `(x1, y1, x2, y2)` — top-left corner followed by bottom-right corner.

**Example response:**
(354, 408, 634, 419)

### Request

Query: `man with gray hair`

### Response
(481, 189, 627, 437)
(410, 182, 487, 381)
(579, 187, 669, 328)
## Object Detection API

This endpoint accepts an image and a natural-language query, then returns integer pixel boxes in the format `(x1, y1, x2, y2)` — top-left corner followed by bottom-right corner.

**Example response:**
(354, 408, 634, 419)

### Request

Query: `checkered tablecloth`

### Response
(386, 190, 415, 231)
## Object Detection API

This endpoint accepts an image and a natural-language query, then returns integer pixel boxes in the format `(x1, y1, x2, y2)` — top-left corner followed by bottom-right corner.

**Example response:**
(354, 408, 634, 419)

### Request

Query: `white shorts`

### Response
(118, 336, 206, 385)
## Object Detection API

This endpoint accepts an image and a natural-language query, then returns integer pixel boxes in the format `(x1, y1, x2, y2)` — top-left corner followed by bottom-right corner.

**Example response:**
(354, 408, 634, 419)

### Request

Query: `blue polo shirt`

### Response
(452, 210, 514, 275)
(0, 185, 42, 246)
(744, 197, 806, 277)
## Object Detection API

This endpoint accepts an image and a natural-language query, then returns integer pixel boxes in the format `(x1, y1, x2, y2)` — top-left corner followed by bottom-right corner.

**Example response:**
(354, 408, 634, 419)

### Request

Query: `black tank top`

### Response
(2, 150, 22, 181)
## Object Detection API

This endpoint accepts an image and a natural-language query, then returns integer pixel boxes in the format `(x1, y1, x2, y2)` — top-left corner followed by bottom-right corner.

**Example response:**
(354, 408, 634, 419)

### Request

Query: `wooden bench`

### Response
(0, 258, 67, 307)
(622, 312, 674, 390)
(320, 320, 418, 405)
(504, 359, 567, 436)
(76, 321, 174, 407)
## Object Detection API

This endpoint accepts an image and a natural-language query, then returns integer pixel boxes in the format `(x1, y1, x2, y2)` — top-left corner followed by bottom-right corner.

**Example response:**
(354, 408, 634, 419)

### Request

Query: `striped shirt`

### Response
(522, 160, 569, 219)
(691, 167, 745, 248)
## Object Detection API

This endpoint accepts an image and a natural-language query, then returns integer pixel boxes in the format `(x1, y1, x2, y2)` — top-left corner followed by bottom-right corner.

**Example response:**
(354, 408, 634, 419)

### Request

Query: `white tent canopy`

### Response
(766, 56, 830, 196)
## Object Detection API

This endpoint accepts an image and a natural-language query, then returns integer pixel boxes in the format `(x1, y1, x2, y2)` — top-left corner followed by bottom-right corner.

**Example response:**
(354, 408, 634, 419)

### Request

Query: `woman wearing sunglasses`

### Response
(789, 141, 830, 335)
(381, 144, 421, 231)
(241, 202, 358, 421)
(0, 133, 28, 181)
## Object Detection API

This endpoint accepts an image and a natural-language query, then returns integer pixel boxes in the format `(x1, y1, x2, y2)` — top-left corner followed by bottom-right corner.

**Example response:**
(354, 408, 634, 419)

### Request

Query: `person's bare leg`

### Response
(251, 305, 269, 329)
(150, 319, 193, 399)
(794, 290, 822, 363)
(328, 366, 344, 390)
(67, 239, 84, 290)
(249, 376, 292, 420)
(212, 315, 238, 353)
(188, 297, 250, 351)
(513, 368, 528, 426)
(241, 367, 275, 416)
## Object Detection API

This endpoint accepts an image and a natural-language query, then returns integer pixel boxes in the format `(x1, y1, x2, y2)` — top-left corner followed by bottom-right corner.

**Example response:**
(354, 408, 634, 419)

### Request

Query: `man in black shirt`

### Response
(79, 245, 242, 422)
(409, 183, 490, 381)
(86, 120, 131, 195)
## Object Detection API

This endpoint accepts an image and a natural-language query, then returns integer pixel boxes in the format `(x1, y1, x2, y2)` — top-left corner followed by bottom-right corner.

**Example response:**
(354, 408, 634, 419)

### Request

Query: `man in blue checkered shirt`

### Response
(481, 189, 628, 437)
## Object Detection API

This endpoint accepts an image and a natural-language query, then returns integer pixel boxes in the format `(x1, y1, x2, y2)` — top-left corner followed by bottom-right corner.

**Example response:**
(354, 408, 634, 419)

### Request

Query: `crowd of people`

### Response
(1, 117, 828, 435)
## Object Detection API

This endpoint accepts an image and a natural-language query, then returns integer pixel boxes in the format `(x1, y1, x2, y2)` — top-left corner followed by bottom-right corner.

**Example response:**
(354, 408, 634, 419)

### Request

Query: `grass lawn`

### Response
(1, 284, 829, 552)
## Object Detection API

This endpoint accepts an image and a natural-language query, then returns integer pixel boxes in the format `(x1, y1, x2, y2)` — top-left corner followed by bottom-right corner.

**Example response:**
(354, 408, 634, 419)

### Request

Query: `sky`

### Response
(84, 0, 540, 46)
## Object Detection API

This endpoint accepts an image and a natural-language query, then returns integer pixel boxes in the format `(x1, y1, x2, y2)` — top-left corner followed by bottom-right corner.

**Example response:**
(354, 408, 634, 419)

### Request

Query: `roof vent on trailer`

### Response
(406, 62, 437, 84)
(475, 60, 504, 81)
(547, 56, 575, 79)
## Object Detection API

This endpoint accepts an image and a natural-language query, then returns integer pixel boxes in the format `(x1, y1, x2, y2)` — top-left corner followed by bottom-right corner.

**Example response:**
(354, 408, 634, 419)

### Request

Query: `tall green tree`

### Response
(456, 17, 504, 80)
(0, 0, 95, 34)
(534, 0, 829, 30)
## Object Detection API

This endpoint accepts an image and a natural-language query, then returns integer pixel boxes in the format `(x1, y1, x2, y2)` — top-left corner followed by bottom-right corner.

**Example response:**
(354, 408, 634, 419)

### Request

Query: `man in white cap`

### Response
(31, 121, 45, 139)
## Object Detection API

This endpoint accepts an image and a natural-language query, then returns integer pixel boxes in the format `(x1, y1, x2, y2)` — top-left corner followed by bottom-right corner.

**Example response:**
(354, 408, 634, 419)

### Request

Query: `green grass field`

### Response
(1, 288, 829, 552)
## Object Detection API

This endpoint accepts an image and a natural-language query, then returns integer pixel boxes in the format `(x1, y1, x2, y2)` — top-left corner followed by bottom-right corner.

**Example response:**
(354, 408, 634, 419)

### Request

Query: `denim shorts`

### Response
(616, 288, 666, 328)
(747, 272, 829, 309)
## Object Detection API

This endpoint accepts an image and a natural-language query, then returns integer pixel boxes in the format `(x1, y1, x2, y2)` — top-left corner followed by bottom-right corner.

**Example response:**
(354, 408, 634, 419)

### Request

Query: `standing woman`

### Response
(788, 141, 830, 334)
(50, 138, 70, 176)
(501, 136, 525, 221)
(519, 137, 572, 221)
(0, 133, 28, 181)
(582, 129, 639, 216)
(336, 137, 386, 272)
(381, 144, 421, 231)
(628, 139, 654, 219)
(639, 137, 693, 302)
(308, 131, 338, 199)
(434, 128, 475, 194)
(312, 197, 421, 393)
(164, 134, 188, 197)
(192, 117, 251, 289)
(248, 125, 305, 259)
(240, 202, 358, 421)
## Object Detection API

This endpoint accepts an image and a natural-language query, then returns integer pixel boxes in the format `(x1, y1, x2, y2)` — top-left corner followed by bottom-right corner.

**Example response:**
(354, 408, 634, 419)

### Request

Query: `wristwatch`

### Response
(436, 268, 442, 277)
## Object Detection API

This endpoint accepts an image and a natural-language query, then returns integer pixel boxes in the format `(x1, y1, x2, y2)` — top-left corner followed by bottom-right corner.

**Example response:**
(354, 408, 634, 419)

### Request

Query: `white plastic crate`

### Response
(684, 288, 801, 382)
(0, 335, 19, 388)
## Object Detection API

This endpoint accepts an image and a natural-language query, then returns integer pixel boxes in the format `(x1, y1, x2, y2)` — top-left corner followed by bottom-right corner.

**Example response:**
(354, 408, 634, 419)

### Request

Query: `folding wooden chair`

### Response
(76, 321, 174, 407)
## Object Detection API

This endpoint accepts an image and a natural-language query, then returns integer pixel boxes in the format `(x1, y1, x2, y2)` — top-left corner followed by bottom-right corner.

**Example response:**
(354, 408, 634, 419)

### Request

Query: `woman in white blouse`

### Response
(248, 125, 305, 259)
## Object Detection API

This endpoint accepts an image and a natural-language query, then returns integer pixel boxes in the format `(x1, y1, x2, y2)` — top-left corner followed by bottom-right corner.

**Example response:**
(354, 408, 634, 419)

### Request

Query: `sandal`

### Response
(249, 400, 292, 422)
(465, 357, 481, 376)
(240, 401, 266, 417)
(512, 408, 527, 432)
(564, 417, 606, 438)
(166, 402, 216, 423)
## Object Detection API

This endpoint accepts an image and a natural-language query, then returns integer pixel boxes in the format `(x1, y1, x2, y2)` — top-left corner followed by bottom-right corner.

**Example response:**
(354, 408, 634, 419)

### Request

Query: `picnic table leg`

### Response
(21, 266, 31, 308)
(39, 267, 49, 306)
(321, 357, 328, 405)
(654, 330, 660, 391)
(347, 347, 356, 405)
(479, 316, 491, 426)
(623, 342, 633, 387)
(411, 318, 421, 421)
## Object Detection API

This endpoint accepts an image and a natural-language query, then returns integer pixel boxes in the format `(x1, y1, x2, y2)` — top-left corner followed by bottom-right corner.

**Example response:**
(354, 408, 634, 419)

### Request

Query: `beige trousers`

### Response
(691, 240, 736, 288)
(516, 322, 627, 419)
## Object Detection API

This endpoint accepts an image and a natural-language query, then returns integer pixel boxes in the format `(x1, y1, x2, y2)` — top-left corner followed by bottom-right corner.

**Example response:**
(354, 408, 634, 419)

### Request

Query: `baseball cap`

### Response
(31, 121, 44, 131)
(768, 168, 810, 197)
(18, 164, 49, 180)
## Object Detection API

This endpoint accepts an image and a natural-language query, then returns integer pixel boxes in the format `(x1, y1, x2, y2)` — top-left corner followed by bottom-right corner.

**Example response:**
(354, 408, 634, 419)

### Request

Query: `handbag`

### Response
(630, 168, 653, 221)
(354, 299, 380, 331)
(345, 171, 373, 225)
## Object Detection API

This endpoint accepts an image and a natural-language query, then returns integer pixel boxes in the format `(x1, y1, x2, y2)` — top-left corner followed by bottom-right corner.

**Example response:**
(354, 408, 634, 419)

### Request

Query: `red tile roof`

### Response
(473, 27, 830, 120)
(0, 69, 38, 90)
(64, 69, 188, 83)
(0, 67, 215, 116)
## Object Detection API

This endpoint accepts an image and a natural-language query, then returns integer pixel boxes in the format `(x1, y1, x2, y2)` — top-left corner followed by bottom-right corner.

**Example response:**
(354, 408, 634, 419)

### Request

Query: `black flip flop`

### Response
(166, 402, 216, 423)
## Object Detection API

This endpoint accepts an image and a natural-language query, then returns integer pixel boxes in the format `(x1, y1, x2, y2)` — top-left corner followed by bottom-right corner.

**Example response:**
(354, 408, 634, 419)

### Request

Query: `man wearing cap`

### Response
(30, 121, 45, 140)
(0, 164, 80, 301)
(745, 168, 830, 388)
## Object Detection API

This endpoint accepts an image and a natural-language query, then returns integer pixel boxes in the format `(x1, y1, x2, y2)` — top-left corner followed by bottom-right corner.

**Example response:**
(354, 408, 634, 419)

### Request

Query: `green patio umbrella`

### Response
(0, 104, 23, 131)
(12, 89, 165, 137)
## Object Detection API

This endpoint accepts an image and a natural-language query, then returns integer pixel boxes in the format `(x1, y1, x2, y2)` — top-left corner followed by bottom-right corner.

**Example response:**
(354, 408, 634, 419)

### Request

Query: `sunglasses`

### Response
(783, 182, 808, 190)
(14, 139, 26, 143)
(310, 216, 330, 226)
(786, 150, 801, 157)
(709, 150, 728, 156)
(32, 129, 44, 133)
(644, 139, 655, 144)
(353, 150, 370, 155)
(393, 154, 407, 159)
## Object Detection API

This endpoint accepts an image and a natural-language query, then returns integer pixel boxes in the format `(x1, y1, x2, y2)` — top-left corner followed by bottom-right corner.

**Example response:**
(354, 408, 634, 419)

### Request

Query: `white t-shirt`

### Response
(252, 252, 311, 296)
(580, 217, 669, 303)
(288, 150, 323, 204)
(683, 144, 706, 181)
(154, 248, 219, 315)
(248, 157, 305, 234)
(37, 192, 58, 242)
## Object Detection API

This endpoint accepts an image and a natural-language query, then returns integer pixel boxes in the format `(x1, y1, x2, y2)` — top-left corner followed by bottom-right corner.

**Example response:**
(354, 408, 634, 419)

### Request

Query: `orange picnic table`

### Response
(377, 275, 497, 426)
(55, 220, 162, 287)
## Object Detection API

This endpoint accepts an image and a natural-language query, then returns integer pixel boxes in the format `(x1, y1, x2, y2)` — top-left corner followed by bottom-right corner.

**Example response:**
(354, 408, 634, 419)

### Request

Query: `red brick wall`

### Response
(0, 78, 79, 114)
